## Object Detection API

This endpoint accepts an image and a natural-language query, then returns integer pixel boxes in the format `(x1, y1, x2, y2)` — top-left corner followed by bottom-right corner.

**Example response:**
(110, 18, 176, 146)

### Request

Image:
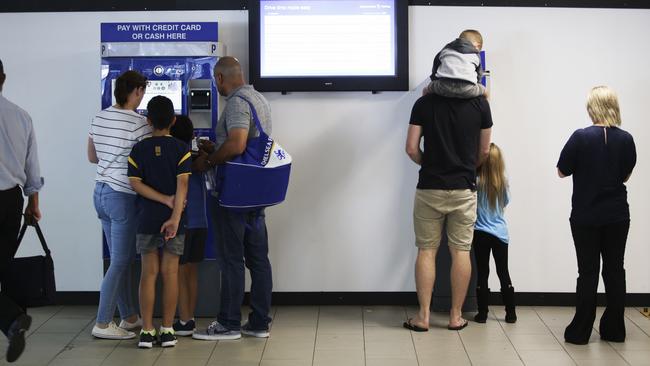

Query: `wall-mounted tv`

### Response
(249, 0, 409, 92)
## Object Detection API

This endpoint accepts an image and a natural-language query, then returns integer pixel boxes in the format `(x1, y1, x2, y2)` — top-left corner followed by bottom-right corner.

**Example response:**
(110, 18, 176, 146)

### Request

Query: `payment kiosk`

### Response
(100, 22, 225, 316)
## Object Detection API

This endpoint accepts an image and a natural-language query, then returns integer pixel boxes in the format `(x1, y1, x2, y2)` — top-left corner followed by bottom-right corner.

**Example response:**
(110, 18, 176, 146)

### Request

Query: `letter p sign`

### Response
(211, 44, 217, 55)
(101, 44, 106, 56)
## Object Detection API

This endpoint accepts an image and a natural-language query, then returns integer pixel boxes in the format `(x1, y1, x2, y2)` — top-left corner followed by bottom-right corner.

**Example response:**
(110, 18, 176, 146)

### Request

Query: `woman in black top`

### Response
(557, 86, 636, 345)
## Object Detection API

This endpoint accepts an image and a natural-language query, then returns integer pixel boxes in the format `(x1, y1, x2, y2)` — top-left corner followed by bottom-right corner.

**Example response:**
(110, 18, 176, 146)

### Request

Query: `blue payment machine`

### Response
(100, 22, 223, 139)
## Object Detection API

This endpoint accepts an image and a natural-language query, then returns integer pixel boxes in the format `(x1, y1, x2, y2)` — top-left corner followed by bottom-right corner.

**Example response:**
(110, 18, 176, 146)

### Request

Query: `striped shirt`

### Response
(90, 106, 151, 194)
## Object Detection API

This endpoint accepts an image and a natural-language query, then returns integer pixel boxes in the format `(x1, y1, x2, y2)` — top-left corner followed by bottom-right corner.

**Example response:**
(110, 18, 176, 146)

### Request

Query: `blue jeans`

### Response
(212, 200, 273, 331)
(94, 183, 139, 324)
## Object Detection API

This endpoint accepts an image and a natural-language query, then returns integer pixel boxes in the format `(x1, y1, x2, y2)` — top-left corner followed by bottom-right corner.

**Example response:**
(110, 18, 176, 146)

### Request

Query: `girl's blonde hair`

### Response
(477, 143, 508, 212)
(586, 86, 621, 127)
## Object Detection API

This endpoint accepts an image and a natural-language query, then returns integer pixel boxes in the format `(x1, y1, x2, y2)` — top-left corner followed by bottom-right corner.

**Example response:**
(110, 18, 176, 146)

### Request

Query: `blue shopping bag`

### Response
(214, 96, 291, 209)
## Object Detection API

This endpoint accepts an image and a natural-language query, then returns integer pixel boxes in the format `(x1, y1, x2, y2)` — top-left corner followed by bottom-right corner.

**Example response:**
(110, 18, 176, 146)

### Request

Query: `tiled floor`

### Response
(1, 305, 649, 365)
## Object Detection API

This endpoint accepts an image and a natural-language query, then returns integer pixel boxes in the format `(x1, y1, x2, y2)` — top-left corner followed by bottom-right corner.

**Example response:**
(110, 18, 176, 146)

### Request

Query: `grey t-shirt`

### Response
(216, 85, 272, 148)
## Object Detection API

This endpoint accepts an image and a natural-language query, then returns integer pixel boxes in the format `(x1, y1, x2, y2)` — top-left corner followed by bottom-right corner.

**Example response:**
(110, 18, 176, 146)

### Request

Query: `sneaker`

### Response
(119, 317, 142, 331)
(160, 328, 178, 347)
(138, 329, 157, 349)
(241, 322, 270, 338)
(6, 314, 32, 363)
(192, 321, 241, 341)
(92, 321, 136, 340)
(173, 319, 196, 336)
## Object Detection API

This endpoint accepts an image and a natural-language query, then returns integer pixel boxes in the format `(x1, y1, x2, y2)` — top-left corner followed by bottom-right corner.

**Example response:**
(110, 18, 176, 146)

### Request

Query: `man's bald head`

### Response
(214, 56, 243, 79)
(214, 56, 245, 96)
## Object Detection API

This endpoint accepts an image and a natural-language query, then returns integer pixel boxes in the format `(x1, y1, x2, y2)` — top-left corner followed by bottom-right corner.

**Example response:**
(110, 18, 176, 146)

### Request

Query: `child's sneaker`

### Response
(138, 329, 157, 349)
(241, 322, 270, 338)
(173, 319, 196, 336)
(119, 317, 142, 331)
(160, 328, 178, 347)
(92, 321, 136, 340)
(192, 321, 241, 341)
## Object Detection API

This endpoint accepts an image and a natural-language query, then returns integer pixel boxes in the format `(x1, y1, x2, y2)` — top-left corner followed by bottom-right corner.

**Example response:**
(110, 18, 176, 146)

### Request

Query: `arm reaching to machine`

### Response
(204, 128, 248, 166)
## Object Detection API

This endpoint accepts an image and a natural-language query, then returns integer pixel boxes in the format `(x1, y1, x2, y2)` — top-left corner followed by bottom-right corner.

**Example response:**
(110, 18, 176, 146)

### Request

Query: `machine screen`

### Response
(111, 79, 183, 113)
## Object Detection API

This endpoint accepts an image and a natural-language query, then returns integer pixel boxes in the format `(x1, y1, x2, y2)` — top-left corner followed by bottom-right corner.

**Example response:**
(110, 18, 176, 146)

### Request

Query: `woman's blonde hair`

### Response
(477, 143, 508, 212)
(586, 86, 621, 127)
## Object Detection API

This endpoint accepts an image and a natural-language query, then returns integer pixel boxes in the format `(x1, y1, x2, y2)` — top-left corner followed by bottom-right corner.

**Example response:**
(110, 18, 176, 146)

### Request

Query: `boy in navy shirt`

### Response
(128, 96, 191, 348)
(169, 115, 209, 336)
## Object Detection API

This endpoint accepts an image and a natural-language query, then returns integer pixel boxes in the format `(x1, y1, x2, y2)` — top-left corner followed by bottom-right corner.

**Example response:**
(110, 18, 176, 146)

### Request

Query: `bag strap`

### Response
(235, 95, 267, 136)
(17, 220, 51, 256)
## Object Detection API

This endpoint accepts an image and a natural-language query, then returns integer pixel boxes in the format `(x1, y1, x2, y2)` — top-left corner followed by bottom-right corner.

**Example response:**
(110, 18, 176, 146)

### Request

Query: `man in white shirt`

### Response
(0, 58, 43, 363)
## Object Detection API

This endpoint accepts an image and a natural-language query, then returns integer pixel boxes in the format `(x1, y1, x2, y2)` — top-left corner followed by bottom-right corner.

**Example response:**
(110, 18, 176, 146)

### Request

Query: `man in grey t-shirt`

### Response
(193, 57, 274, 341)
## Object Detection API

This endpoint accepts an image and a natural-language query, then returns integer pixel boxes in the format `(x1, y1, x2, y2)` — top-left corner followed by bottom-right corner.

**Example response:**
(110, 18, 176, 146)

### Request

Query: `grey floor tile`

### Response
(618, 349, 650, 366)
(34, 317, 93, 334)
(364, 340, 418, 359)
(574, 359, 630, 366)
(260, 360, 313, 366)
(261, 338, 315, 360)
(157, 338, 218, 359)
(272, 306, 319, 327)
(48, 357, 105, 366)
(314, 333, 364, 350)
(507, 333, 565, 351)
(363, 306, 407, 327)
(365, 358, 419, 366)
(416, 349, 471, 365)
(313, 348, 365, 366)
(153, 358, 210, 366)
(518, 349, 576, 366)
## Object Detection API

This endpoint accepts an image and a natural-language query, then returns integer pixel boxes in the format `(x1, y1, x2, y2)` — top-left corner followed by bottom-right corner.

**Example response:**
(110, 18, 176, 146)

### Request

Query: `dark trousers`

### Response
(0, 186, 25, 336)
(565, 220, 630, 344)
(211, 200, 273, 331)
(473, 230, 512, 290)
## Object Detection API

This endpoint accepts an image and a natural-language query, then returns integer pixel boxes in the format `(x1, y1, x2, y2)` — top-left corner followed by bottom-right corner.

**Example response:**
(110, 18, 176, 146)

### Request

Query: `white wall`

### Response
(1, 7, 648, 293)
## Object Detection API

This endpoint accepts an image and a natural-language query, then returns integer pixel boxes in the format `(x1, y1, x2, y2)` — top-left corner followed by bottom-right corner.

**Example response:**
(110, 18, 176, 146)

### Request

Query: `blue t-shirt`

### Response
(475, 186, 510, 244)
(128, 136, 192, 234)
(185, 170, 208, 229)
(557, 126, 636, 226)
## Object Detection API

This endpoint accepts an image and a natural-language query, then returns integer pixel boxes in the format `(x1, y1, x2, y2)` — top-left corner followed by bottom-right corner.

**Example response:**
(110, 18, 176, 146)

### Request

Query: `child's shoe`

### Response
(173, 319, 196, 336)
(160, 327, 178, 347)
(138, 329, 157, 349)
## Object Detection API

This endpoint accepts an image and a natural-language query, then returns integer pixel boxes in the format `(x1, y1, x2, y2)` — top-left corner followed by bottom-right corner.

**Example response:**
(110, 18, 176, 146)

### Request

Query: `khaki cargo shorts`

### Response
(413, 189, 477, 251)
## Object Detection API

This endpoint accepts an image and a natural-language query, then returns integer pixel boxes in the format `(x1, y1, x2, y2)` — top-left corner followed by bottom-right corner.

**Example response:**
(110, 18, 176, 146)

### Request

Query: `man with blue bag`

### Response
(193, 56, 290, 341)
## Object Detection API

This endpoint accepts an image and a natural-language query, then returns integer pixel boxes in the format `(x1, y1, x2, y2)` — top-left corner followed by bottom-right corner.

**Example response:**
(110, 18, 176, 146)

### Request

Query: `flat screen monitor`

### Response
(249, 0, 408, 92)
(111, 79, 183, 113)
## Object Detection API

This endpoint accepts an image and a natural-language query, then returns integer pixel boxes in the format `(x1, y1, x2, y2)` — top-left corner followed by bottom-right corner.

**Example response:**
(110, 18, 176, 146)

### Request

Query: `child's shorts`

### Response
(137, 233, 185, 256)
(179, 228, 207, 264)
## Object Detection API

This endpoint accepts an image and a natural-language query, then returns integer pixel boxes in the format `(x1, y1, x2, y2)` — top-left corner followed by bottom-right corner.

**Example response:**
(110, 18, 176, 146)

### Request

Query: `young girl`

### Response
(473, 143, 516, 324)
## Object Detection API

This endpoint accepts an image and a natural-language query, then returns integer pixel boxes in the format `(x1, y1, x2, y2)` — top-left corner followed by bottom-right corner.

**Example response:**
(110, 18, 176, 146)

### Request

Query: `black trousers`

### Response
(565, 220, 630, 343)
(473, 230, 512, 290)
(0, 186, 25, 336)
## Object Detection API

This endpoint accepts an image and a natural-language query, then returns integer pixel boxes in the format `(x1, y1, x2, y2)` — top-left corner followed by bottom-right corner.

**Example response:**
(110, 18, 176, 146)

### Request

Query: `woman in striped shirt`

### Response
(87, 70, 152, 339)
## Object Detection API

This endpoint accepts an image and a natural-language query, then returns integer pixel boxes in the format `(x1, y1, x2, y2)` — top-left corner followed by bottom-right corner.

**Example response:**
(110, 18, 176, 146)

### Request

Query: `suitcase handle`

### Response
(16, 219, 51, 257)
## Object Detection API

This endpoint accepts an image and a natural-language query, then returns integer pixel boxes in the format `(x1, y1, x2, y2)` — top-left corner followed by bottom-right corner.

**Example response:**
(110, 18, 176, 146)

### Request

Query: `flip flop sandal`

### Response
(447, 319, 469, 331)
(403, 318, 428, 332)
